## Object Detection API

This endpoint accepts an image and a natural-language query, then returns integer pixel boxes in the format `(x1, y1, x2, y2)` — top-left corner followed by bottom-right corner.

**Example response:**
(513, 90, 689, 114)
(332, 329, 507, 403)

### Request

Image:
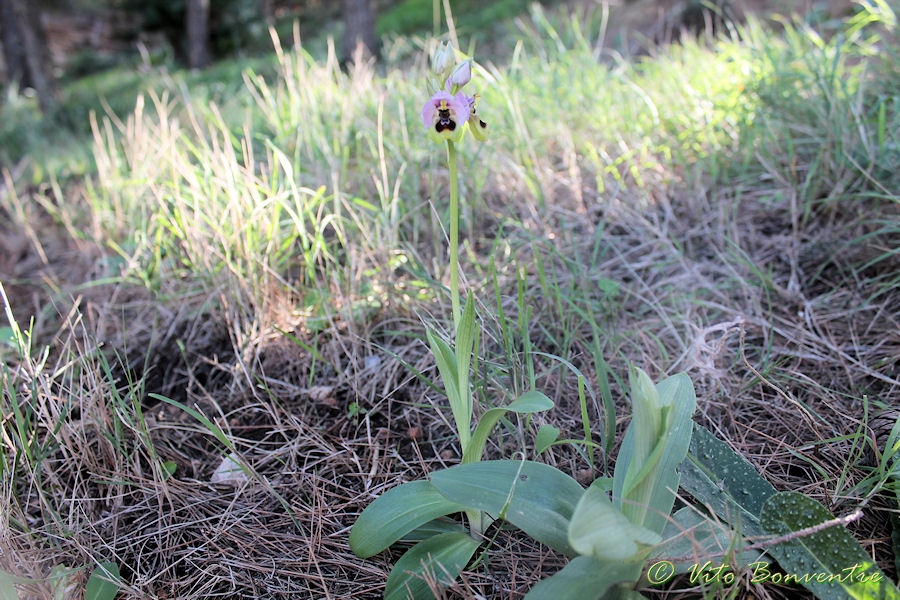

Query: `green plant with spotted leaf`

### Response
(682, 423, 900, 600)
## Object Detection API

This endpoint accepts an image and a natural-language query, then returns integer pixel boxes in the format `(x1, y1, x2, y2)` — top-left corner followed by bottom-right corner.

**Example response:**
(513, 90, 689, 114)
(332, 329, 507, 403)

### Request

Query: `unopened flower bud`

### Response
(449, 60, 472, 88)
(432, 42, 454, 78)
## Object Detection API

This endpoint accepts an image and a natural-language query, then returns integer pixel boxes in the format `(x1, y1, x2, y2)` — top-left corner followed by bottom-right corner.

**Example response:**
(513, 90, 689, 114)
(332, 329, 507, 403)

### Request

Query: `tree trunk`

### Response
(186, 0, 210, 69)
(0, 0, 25, 84)
(0, 0, 56, 111)
(342, 0, 377, 63)
(258, 0, 273, 25)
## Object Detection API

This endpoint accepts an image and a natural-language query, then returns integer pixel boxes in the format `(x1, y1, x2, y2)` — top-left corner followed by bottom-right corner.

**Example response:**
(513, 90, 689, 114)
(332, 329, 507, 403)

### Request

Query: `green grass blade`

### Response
(592, 335, 617, 457)
(149, 393, 304, 534)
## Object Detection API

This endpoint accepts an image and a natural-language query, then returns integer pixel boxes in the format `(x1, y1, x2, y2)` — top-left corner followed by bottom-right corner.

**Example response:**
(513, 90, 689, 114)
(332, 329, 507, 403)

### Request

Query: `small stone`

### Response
(309, 385, 336, 406)
(576, 469, 593, 484)
(210, 452, 248, 484)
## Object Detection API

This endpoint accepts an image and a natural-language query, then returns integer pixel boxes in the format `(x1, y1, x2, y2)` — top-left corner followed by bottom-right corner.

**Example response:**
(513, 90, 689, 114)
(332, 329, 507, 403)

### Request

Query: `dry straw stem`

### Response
(663, 508, 865, 566)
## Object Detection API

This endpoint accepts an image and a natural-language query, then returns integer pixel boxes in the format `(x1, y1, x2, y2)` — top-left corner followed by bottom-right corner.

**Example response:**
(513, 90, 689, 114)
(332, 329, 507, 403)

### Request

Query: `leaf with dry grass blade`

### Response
(653, 506, 760, 572)
(678, 423, 777, 538)
(522, 556, 643, 600)
(350, 480, 471, 558)
(760, 492, 900, 600)
(384, 532, 481, 600)
(429, 460, 582, 555)
(85, 562, 120, 600)
(0, 572, 19, 600)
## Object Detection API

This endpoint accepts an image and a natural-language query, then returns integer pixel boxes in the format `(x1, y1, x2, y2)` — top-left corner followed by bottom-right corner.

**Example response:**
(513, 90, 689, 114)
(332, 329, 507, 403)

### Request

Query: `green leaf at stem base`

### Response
(384, 532, 481, 600)
(350, 480, 470, 558)
(430, 460, 582, 555)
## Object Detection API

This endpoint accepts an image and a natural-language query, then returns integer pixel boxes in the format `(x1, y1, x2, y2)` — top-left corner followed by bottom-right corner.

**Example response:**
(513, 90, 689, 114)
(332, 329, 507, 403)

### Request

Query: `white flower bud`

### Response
(432, 42, 454, 77)
(449, 60, 472, 88)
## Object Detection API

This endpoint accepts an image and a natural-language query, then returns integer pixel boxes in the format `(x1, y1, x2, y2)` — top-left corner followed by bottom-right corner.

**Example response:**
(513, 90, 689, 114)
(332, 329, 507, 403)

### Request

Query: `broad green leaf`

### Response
(0, 571, 18, 600)
(0, 569, 40, 585)
(426, 330, 458, 397)
(0, 326, 15, 348)
(400, 518, 468, 543)
(350, 480, 470, 558)
(523, 556, 643, 600)
(629, 367, 663, 462)
(49, 564, 74, 600)
(589, 477, 614, 493)
(430, 460, 582, 555)
(889, 427, 900, 575)
(455, 293, 477, 390)
(678, 423, 776, 538)
(613, 369, 662, 511)
(162, 460, 177, 479)
(760, 492, 900, 600)
(85, 562, 120, 600)
(635, 372, 696, 534)
(654, 507, 760, 572)
(535, 424, 560, 455)
(568, 482, 661, 561)
(462, 390, 553, 463)
(384, 531, 480, 600)
(614, 371, 696, 533)
(604, 588, 649, 600)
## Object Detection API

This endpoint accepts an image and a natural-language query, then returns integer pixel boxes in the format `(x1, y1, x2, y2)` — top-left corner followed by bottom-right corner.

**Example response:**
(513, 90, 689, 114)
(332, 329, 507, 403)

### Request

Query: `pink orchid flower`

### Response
(421, 89, 470, 143)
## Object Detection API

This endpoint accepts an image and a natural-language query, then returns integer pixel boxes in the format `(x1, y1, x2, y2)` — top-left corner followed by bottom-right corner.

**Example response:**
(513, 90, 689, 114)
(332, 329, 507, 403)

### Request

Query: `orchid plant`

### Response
(349, 42, 554, 598)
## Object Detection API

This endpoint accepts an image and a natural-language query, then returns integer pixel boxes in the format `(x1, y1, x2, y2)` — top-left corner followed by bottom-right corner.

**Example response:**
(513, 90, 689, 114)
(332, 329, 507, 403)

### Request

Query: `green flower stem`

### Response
(447, 140, 461, 331)
(446, 140, 483, 540)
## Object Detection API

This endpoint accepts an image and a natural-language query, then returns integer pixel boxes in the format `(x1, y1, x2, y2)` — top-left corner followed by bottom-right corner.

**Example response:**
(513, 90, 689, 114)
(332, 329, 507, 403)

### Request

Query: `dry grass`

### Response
(2, 2, 900, 598)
